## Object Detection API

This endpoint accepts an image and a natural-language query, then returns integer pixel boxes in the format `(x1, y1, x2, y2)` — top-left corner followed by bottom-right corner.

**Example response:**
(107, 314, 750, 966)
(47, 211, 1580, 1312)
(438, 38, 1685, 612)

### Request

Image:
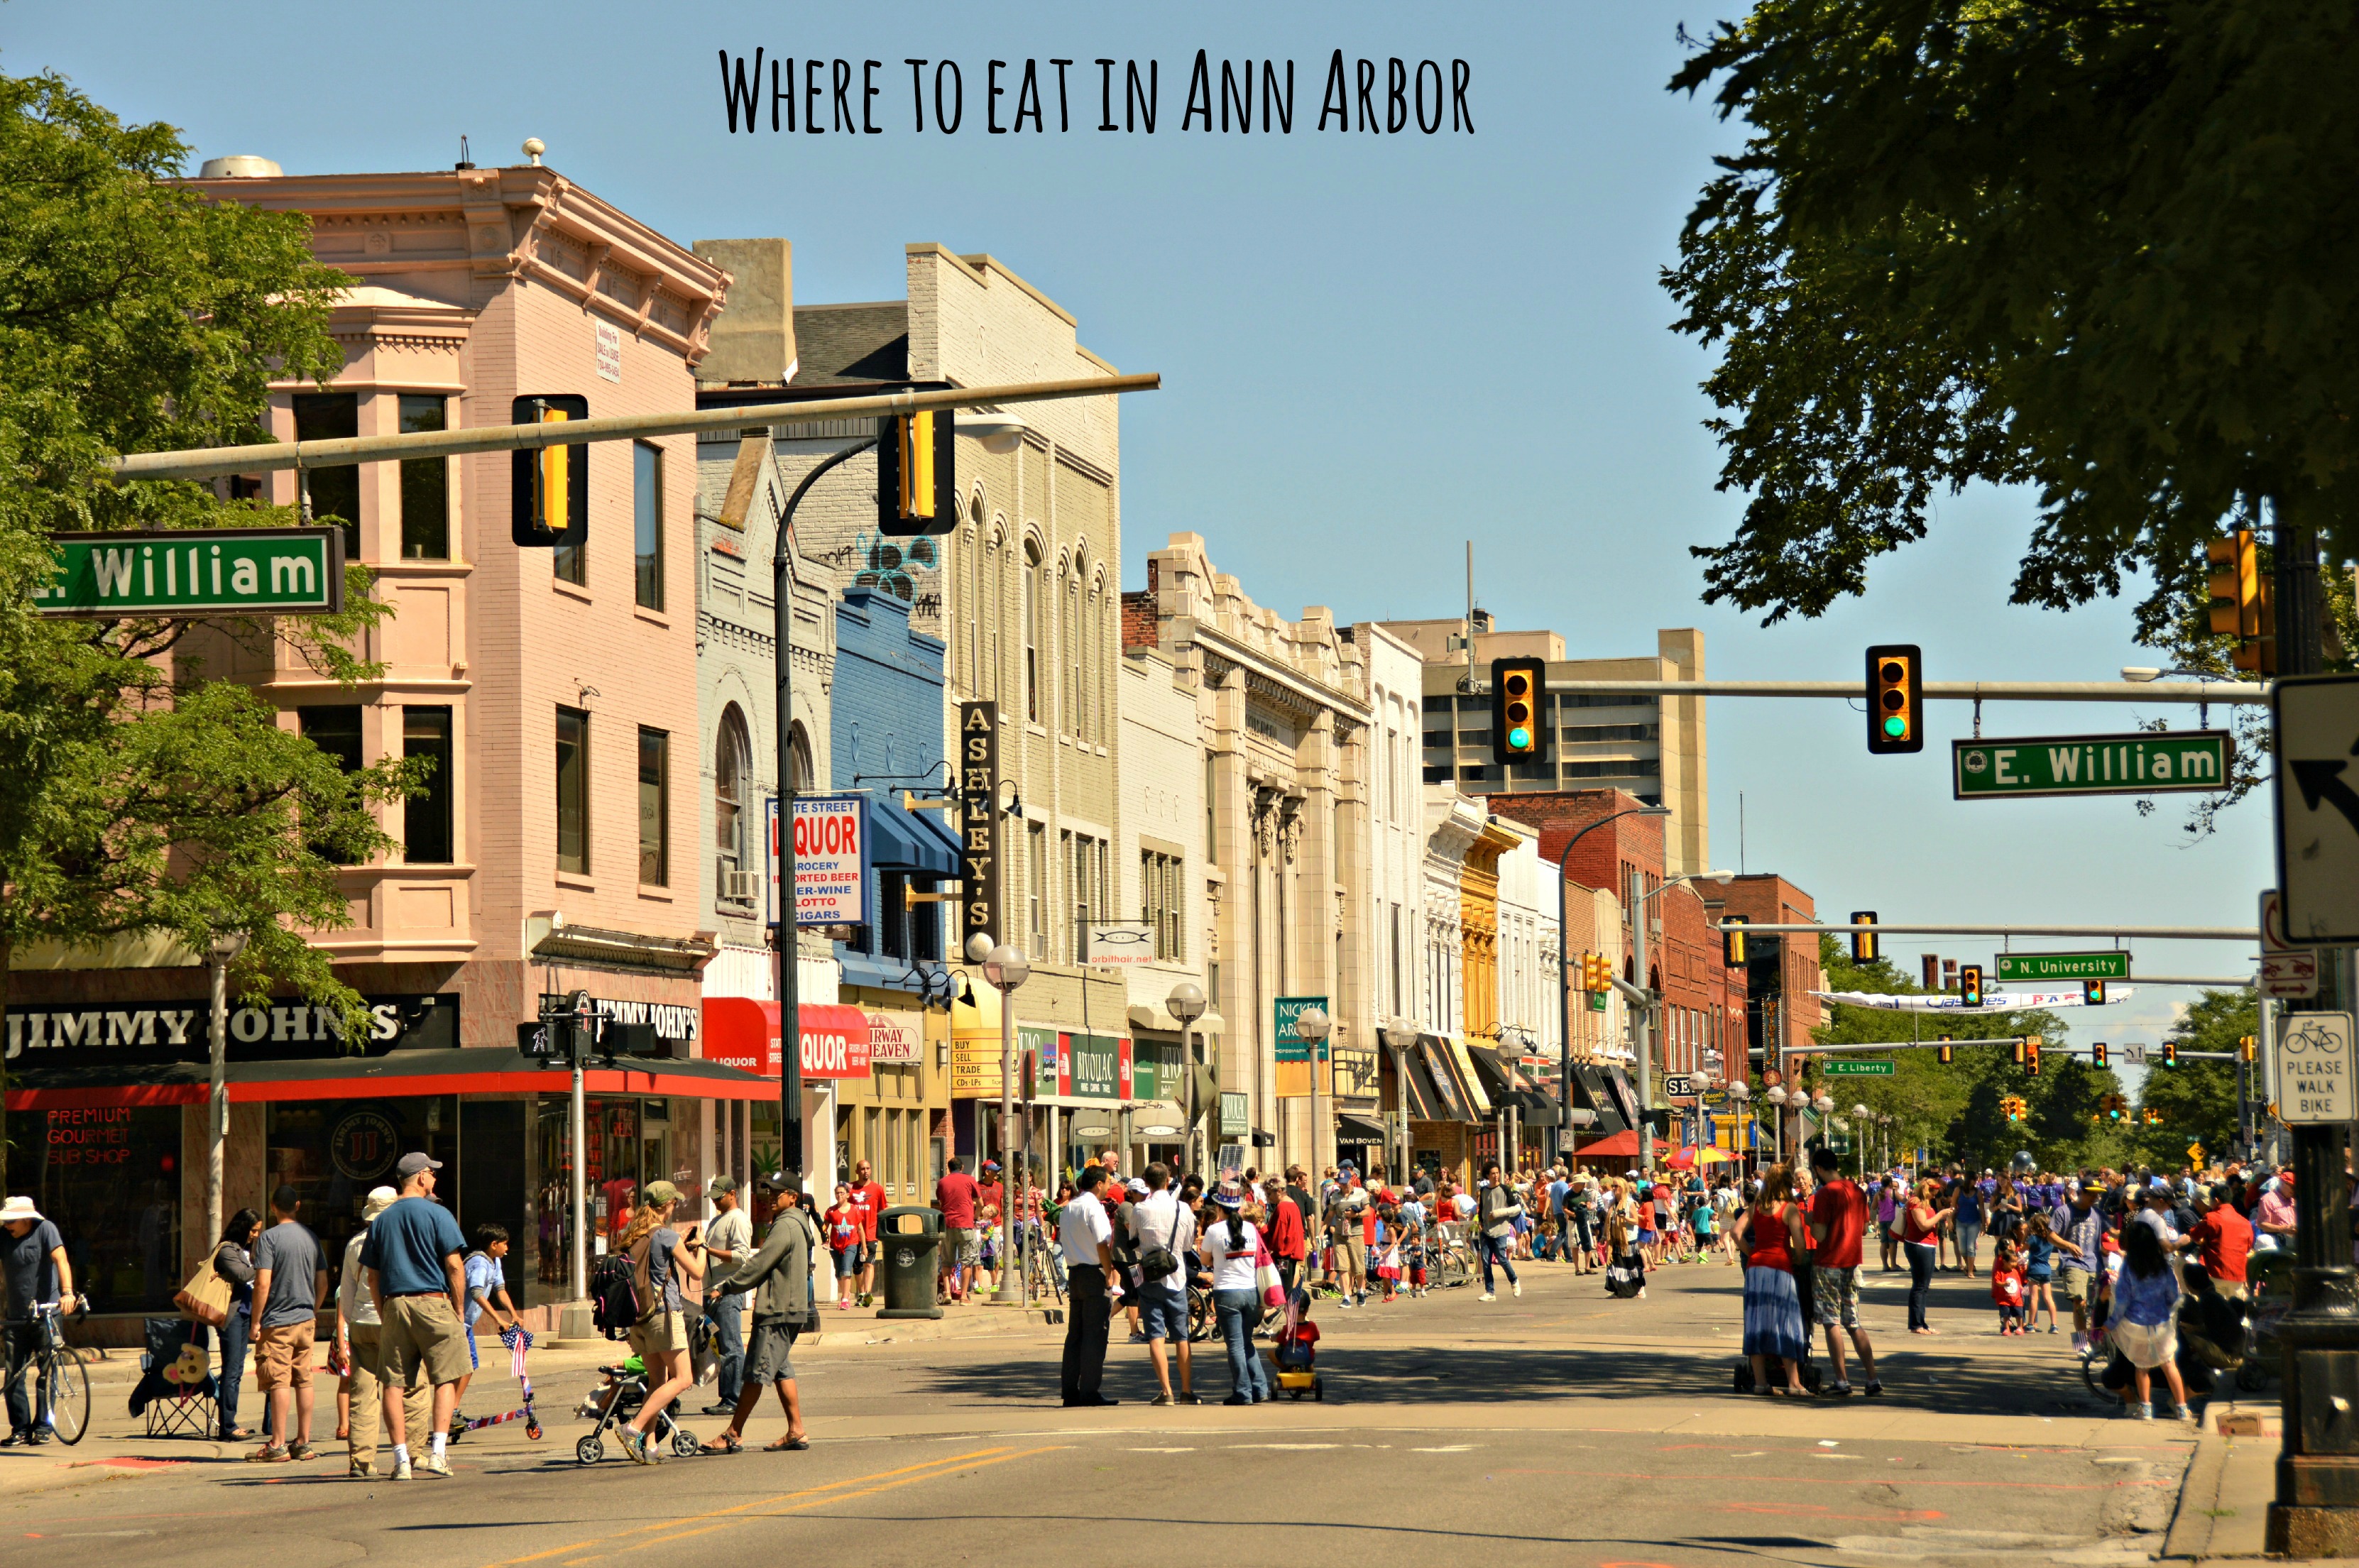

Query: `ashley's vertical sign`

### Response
(958, 701, 1002, 952)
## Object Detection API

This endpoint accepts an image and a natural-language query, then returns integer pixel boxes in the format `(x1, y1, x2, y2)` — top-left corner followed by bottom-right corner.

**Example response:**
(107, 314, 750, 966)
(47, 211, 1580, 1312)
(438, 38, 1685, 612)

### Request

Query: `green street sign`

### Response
(1952, 732, 2231, 801)
(1821, 1059, 1895, 1076)
(35, 527, 345, 618)
(1273, 995, 1330, 1063)
(1993, 950, 2130, 984)
(1827, 1136, 1852, 1153)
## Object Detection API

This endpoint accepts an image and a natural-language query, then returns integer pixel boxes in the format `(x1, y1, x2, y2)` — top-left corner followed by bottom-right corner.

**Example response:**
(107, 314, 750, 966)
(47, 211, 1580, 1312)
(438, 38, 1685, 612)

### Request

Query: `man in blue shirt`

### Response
(359, 1152, 469, 1480)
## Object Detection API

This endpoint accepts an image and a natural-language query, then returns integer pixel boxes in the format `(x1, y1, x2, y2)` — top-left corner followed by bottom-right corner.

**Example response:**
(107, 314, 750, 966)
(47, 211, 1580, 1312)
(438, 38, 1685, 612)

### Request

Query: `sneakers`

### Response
(418, 1452, 451, 1477)
(2130, 1403, 2154, 1421)
(619, 1427, 654, 1465)
(1150, 1393, 1173, 1406)
(1863, 1380, 1883, 1397)
(349, 1460, 373, 1479)
(1829, 1380, 1853, 1398)
(2071, 1332, 2089, 1354)
(1511, 1281, 1523, 1298)
(1222, 1394, 1250, 1406)
(391, 1455, 413, 1481)
(2172, 1404, 2196, 1422)
(246, 1444, 290, 1463)
(1479, 1292, 1496, 1303)
(1177, 1392, 1203, 1405)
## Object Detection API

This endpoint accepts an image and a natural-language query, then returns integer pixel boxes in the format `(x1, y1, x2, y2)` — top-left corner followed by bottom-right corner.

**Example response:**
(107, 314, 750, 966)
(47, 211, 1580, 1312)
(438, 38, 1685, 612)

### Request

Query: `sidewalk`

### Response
(2162, 1400, 2277, 1562)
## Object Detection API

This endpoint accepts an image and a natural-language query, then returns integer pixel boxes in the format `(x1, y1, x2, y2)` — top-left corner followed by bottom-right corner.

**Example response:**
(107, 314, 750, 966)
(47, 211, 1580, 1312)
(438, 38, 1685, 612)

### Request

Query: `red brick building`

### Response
(1719, 874, 1824, 1084)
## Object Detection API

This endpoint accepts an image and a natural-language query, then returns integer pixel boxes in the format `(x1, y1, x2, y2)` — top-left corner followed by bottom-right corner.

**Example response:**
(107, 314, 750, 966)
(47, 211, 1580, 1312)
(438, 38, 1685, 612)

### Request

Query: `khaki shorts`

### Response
(630, 1310, 689, 1359)
(2061, 1265, 2093, 1304)
(378, 1293, 471, 1390)
(255, 1319, 317, 1391)
(1339, 1235, 1369, 1275)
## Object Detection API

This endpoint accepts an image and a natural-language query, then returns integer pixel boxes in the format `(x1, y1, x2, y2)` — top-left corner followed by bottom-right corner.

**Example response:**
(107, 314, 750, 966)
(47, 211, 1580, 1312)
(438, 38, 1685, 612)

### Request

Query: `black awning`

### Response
(1465, 1043, 1519, 1102)
(1414, 1038, 1472, 1123)
(1398, 1048, 1445, 1122)
(1335, 1112, 1388, 1144)
(1571, 1065, 1630, 1137)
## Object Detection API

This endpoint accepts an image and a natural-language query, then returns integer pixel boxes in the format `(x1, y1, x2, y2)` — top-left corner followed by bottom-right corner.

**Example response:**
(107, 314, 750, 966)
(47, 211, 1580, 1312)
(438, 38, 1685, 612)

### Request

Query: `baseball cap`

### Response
(706, 1175, 739, 1196)
(395, 1151, 442, 1180)
(1126, 1177, 1149, 1195)
(642, 1180, 682, 1207)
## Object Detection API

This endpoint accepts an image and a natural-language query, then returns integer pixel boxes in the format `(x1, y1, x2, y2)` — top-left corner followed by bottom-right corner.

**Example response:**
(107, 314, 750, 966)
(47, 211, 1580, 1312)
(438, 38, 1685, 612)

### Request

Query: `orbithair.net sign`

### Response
(1952, 732, 2230, 801)
(37, 527, 344, 617)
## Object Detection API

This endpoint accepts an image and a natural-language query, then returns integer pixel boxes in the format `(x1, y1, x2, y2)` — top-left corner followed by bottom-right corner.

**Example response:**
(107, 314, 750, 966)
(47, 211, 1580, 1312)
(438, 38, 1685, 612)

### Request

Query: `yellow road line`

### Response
(623, 1446, 1058, 1551)
(481, 1447, 1027, 1568)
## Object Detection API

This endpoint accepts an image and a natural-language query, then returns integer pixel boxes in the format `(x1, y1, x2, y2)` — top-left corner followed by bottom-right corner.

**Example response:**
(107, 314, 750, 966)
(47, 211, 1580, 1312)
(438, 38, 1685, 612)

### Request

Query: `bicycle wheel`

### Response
(44, 1348, 91, 1446)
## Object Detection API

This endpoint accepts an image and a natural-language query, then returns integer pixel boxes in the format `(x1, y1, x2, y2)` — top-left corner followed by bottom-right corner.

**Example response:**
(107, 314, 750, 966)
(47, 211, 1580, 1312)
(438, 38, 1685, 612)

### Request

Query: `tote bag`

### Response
(175, 1256, 231, 1327)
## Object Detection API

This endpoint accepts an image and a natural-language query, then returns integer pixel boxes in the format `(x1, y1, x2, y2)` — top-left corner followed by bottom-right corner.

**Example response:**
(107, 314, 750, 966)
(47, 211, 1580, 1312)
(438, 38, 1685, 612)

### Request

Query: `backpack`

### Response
(589, 1251, 642, 1339)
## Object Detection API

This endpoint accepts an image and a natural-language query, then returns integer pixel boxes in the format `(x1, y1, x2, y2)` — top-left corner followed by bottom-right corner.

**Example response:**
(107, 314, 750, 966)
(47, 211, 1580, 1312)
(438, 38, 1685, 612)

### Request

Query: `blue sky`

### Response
(13, 1, 2263, 1054)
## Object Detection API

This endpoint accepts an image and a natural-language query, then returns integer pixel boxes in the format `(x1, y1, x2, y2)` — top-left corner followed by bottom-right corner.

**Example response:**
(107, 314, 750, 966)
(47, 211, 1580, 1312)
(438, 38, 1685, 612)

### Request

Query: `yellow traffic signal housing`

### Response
(510, 394, 591, 547)
(1959, 963, 1985, 1008)
(1490, 657, 1552, 767)
(877, 409, 958, 537)
(1723, 915, 1750, 967)
(1866, 644, 1924, 755)
(2025, 1038, 2042, 1076)
(1937, 1038, 1954, 1065)
(2092, 1041, 2109, 1068)
(2161, 1041, 2179, 1068)
(2206, 529, 2275, 674)
(2009, 1036, 2026, 1066)
(1849, 911, 1878, 964)
(2083, 980, 2107, 1005)
(2240, 1035, 2258, 1063)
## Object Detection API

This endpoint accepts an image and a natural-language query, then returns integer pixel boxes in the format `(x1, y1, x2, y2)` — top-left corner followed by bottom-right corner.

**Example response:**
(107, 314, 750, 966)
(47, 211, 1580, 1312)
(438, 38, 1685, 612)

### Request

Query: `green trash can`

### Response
(877, 1205, 943, 1320)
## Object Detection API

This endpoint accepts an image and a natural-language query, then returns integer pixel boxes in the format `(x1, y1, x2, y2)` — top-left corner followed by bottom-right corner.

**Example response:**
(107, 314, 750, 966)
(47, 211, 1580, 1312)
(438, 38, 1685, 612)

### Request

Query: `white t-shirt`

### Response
(1058, 1190, 1112, 1266)
(1203, 1216, 1261, 1291)
(1127, 1190, 1195, 1286)
(1452, 1193, 1477, 1221)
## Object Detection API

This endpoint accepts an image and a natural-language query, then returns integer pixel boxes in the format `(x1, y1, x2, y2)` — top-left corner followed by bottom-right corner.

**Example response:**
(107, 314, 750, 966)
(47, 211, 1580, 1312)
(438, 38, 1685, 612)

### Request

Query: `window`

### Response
(1060, 830, 1078, 961)
(879, 872, 909, 960)
(638, 727, 669, 886)
(403, 706, 454, 862)
(1027, 822, 1047, 953)
(1142, 850, 1185, 961)
(292, 394, 360, 559)
(1391, 902, 1403, 1014)
(1065, 568, 1082, 738)
(716, 706, 750, 897)
(633, 441, 663, 610)
(398, 395, 449, 559)
(910, 875, 941, 961)
(1022, 540, 1044, 723)
(556, 707, 589, 875)
(297, 705, 364, 864)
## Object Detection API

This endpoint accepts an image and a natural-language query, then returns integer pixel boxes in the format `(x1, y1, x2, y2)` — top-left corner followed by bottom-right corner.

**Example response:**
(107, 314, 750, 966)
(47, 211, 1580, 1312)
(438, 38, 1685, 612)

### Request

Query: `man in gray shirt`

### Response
(248, 1184, 327, 1462)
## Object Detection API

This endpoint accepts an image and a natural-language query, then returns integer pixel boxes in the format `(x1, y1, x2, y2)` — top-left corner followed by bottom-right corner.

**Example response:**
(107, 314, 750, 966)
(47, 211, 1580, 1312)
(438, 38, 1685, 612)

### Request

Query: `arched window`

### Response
(716, 706, 751, 882)
(1063, 561, 1081, 737)
(1022, 539, 1044, 723)
(788, 721, 813, 796)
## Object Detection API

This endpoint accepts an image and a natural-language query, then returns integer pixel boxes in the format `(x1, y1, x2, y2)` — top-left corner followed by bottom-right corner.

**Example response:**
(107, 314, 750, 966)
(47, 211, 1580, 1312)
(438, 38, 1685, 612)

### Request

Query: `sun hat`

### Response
(361, 1186, 399, 1221)
(0, 1197, 43, 1224)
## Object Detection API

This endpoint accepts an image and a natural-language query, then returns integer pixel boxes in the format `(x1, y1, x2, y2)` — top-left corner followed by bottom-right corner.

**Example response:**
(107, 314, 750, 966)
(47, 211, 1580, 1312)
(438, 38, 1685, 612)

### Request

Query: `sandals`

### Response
(765, 1434, 810, 1452)
(700, 1434, 745, 1455)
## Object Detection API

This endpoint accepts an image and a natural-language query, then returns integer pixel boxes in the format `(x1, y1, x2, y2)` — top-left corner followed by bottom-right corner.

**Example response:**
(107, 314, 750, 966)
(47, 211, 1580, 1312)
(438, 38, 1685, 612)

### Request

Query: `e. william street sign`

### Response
(1993, 952, 2129, 984)
(35, 527, 345, 617)
(1821, 1059, 1895, 1076)
(2272, 676, 2359, 943)
(2272, 1012, 2355, 1125)
(1953, 732, 2231, 801)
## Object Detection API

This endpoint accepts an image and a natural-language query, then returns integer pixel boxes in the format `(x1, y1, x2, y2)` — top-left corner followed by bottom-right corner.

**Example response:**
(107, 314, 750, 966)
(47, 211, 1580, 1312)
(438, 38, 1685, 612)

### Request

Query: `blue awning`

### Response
(867, 801, 959, 875)
(904, 804, 965, 870)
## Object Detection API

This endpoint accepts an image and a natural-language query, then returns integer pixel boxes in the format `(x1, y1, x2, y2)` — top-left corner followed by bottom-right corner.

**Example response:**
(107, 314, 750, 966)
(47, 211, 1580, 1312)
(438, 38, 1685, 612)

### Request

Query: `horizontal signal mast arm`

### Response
(109, 373, 1161, 485)
(1545, 678, 2266, 706)
(1717, 921, 2255, 941)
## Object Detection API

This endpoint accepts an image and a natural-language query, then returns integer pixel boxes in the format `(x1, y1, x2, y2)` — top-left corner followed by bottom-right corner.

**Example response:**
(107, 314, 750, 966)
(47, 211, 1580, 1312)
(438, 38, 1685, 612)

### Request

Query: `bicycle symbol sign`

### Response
(2274, 1012, 2356, 1124)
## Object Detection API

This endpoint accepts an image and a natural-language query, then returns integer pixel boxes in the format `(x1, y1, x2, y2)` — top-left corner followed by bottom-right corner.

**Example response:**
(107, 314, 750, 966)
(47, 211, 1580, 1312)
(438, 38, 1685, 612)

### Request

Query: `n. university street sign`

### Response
(36, 527, 344, 617)
(1952, 732, 2231, 801)
(1993, 952, 2130, 983)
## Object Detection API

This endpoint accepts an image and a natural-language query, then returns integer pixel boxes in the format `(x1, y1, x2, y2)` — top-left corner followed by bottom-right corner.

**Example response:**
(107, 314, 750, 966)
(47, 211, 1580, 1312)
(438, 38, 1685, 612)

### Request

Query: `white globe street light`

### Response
(1168, 982, 1208, 1173)
(983, 945, 1029, 1303)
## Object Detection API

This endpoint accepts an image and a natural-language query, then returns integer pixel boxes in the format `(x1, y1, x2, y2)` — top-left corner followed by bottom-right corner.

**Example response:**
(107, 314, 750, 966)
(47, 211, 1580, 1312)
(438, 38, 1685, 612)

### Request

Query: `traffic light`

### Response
(1937, 1037, 1954, 1065)
(2241, 1035, 2258, 1064)
(1490, 657, 1552, 767)
(1959, 963, 1984, 1008)
(2206, 528, 2275, 675)
(2161, 1041, 2178, 1068)
(2142, 1107, 2163, 1125)
(2092, 1041, 2108, 1069)
(2025, 1038, 2042, 1077)
(2010, 1036, 2026, 1066)
(2083, 980, 2107, 1005)
(1849, 911, 1878, 964)
(1582, 953, 1610, 1011)
(2002, 1095, 2027, 1124)
(1723, 915, 1750, 967)
(1865, 643, 1925, 755)
(510, 394, 590, 547)
(877, 409, 958, 537)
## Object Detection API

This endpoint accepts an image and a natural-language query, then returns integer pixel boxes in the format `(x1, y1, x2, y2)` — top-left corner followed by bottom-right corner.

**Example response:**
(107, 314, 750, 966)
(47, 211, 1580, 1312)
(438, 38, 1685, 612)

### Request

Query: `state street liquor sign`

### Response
(792, 793, 870, 926)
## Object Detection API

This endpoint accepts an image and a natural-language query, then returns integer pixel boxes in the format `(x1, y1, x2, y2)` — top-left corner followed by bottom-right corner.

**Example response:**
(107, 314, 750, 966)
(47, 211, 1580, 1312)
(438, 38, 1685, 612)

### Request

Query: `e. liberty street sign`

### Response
(37, 527, 345, 617)
(1821, 1059, 1894, 1077)
(1993, 952, 2130, 984)
(1952, 732, 2231, 801)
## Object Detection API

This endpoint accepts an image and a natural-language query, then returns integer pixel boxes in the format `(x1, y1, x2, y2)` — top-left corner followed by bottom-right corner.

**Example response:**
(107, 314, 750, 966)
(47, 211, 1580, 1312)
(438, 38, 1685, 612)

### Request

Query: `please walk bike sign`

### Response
(2273, 1012, 2355, 1124)
(1952, 731, 2231, 801)
(35, 527, 345, 617)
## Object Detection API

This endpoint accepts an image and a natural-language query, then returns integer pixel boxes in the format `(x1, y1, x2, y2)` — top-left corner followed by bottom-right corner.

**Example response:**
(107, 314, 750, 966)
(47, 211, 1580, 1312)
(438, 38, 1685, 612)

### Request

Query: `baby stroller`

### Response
(574, 1354, 699, 1464)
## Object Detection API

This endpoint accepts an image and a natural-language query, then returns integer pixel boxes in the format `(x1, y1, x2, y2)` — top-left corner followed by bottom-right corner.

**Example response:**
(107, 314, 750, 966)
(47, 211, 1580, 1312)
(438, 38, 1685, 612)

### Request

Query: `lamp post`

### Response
(1554, 806, 1672, 1165)
(1724, 1078, 1751, 1176)
(1384, 1017, 1419, 1188)
(1764, 1085, 1789, 1167)
(1629, 868, 1735, 1181)
(983, 943, 1030, 1305)
(1853, 1104, 1871, 1180)
(1294, 1005, 1331, 1179)
(205, 930, 248, 1253)
(1168, 982, 1207, 1178)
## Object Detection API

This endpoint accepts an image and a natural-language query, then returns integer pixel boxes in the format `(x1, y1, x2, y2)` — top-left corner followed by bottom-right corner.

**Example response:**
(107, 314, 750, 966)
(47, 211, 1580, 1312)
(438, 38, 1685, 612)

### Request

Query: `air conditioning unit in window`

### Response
(719, 863, 759, 904)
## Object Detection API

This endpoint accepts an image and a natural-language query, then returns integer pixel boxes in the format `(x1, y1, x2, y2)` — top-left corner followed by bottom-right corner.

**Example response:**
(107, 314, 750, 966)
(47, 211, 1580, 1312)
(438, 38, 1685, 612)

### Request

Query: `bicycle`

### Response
(1022, 1224, 1066, 1306)
(18, 1302, 90, 1446)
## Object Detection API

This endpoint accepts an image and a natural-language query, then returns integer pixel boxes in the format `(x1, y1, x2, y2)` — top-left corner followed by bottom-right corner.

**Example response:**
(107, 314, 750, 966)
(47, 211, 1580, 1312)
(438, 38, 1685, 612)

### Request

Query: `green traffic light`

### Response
(1509, 726, 1531, 749)
(1883, 715, 1906, 737)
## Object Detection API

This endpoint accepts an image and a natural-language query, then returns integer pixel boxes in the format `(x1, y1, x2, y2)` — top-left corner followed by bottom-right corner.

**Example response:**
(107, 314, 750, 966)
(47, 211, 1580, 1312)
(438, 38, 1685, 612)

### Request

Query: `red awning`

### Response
(3, 1048, 777, 1109)
(701, 998, 873, 1080)
(1575, 1129, 1669, 1158)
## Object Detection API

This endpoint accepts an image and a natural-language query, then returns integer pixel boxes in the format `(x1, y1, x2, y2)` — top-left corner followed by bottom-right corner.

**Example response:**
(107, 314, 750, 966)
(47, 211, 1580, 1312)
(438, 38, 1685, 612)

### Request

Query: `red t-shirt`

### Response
(2195, 1206, 2253, 1283)
(853, 1180, 885, 1240)
(824, 1205, 860, 1252)
(1267, 1195, 1307, 1261)
(936, 1171, 980, 1229)
(978, 1181, 1005, 1219)
(1808, 1179, 1868, 1270)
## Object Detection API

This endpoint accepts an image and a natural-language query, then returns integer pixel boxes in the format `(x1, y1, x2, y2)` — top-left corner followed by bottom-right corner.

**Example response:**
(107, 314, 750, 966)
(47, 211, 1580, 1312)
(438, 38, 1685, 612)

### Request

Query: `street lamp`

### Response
(1724, 1078, 1753, 1175)
(1553, 805, 1672, 1166)
(1168, 981, 1207, 1176)
(1294, 1005, 1331, 1177)
(1631, 868, 1736, 1180)
(1854, 1103, 1872, 1179)
(206, 929, 248, 1251)
(983, 944, 1030, 1305)
(1384, 1017, 1419, 1188)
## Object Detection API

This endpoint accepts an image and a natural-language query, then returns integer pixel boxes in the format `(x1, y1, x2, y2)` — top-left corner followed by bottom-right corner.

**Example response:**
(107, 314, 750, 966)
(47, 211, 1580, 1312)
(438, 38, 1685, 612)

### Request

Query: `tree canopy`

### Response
(1665, 1, 2359, 629)
(0, 68, 412, 1107)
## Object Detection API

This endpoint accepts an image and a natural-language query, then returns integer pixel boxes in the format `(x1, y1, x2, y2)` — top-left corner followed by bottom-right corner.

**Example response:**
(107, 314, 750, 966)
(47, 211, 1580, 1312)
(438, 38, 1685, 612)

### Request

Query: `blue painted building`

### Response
(830, 586, 960, 998)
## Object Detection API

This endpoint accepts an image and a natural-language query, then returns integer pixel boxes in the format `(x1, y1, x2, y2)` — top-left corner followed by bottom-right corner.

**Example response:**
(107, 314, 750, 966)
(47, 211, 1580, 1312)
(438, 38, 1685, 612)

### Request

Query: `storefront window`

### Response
(4, 1107, 182, 1317)
(266, 1097, 457, 1292)
(534, 1095, 677, 1300)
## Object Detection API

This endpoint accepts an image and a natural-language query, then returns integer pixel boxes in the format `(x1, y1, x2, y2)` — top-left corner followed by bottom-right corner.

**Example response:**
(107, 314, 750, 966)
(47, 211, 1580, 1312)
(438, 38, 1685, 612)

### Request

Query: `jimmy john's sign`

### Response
(4, 993, 457, 1065)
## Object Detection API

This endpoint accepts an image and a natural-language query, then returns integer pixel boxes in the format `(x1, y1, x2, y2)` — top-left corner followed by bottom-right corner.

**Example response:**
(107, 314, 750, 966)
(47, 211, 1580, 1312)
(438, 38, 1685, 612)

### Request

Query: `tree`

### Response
(2135, 989, 2255, 1168)
(0, 70, 413, 1146)
(1665, 2, 2359, 631)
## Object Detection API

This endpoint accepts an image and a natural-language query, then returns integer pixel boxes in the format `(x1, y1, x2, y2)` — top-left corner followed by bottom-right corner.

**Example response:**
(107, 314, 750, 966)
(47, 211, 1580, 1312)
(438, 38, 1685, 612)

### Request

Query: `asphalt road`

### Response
(0, 1255, 2191, 1567)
